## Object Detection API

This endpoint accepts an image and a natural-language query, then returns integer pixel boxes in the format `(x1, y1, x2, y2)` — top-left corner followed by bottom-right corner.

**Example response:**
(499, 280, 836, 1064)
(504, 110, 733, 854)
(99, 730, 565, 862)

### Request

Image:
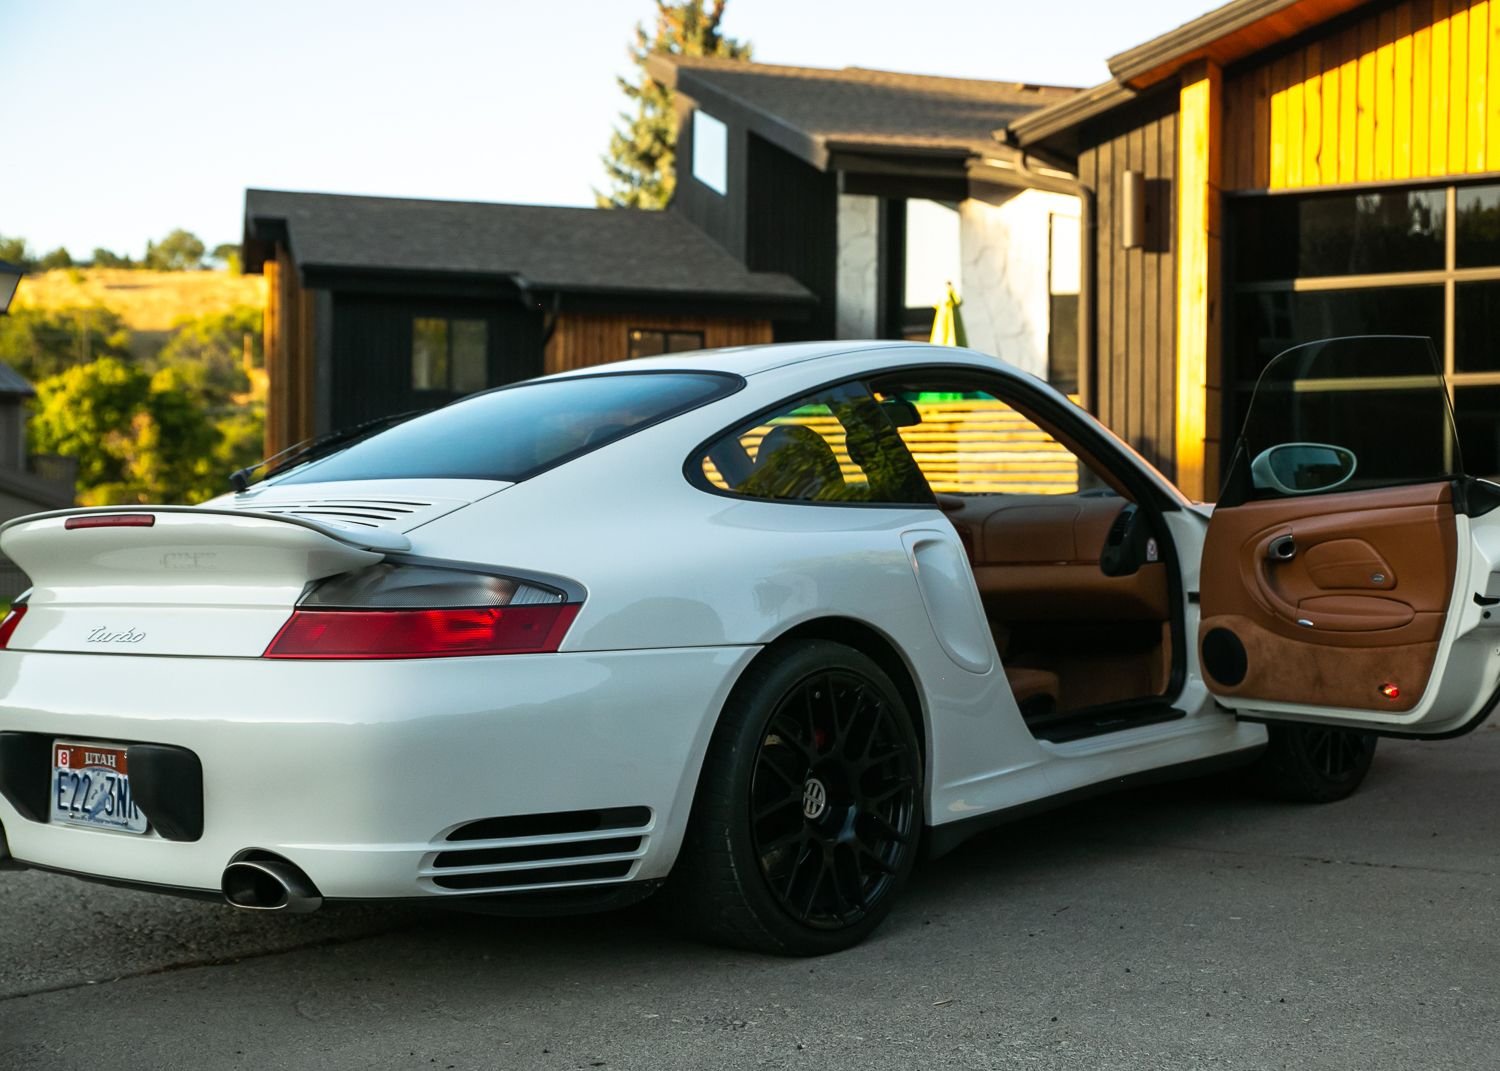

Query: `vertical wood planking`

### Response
(1305, 42, 1324, 184)
(1433, 0, 1452, 173)
(1470, 0, 1489, 170)
(1093, 138, 1114, 427)
(1288, 52, 1307, 185)
(1340, 25, 1361, 181)
(1270, 56, 1289, 186)
(1450, 0, 1469, 172)
(1375, 6, 1398, 179)
(1127, 121, 1147, 447)
(1254, 64, 1273, 187)
(1321, 31, 1343, 182)
(1395, 3, 1415, 178)
(1415, 0, 1434, 176)
(1490, 0, 1500, 166)
(1175, 62, 1221, 501)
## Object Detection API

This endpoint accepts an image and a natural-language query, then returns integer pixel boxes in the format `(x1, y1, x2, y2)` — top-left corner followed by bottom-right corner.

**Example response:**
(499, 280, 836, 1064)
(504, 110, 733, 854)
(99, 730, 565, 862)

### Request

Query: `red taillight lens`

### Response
(263, 603, 580, 660)
(64, 514, 156, 530)
(0, 604, 27, 649)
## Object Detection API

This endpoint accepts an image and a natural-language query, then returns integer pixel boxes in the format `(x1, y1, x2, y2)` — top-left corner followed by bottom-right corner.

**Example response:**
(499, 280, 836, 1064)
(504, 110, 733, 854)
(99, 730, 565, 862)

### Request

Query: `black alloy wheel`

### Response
(1245, 722, 1378, 802)
(665, 640, 923, 955)
(749, 668, 917, 931)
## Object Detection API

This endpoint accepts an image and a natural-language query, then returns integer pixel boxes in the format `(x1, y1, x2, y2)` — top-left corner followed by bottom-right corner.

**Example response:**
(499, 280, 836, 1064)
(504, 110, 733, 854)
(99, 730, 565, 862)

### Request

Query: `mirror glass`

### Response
(1250, 442, 1358, 494)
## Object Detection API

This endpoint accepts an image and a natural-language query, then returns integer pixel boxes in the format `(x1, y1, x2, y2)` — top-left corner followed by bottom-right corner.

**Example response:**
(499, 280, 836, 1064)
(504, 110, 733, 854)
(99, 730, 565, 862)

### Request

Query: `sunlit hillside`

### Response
(13, 268, 266, 356)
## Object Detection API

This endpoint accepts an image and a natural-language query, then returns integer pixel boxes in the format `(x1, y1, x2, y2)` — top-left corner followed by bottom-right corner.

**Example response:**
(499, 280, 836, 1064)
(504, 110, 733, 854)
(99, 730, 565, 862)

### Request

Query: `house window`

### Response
(692, 111, 728, 195)
(1228, 182, 1500, 480)
(628, 328, 705, 359)
(412, 317, 488, 394)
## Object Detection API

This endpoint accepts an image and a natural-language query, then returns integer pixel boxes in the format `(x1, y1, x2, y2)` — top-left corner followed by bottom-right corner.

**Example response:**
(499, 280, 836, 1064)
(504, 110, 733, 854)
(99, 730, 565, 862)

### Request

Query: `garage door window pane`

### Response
(1233, 189, 1446, 282)
(1456, 184, 1500, 268)
(1453, 386, 1500, 483)
(1455, 280, 1500, 372)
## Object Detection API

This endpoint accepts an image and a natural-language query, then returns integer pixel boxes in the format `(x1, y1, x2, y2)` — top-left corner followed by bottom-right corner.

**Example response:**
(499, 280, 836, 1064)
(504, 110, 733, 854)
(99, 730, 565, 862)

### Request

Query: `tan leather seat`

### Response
(1005, 666, 1061, 713)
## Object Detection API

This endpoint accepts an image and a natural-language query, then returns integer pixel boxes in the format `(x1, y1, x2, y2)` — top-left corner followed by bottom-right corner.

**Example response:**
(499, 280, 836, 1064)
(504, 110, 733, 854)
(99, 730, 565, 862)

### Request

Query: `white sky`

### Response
(0, 0, 1211, 257)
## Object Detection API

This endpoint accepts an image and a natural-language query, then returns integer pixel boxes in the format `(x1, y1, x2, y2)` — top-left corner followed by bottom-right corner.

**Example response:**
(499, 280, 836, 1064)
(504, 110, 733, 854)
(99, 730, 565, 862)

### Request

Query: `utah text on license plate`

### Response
(50, 741, 148, 834)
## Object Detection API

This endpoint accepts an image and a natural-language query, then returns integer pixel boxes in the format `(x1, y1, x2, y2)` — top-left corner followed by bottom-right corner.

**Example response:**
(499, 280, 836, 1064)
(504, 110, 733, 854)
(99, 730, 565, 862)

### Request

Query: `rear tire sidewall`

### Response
(1248, 722, 1378, 803)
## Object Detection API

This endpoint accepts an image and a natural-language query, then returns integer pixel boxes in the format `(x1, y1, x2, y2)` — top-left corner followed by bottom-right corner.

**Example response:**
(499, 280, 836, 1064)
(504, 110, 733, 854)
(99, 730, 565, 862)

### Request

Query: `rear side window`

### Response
(696, 382, 931, 505)
(277, 372, 739, 484)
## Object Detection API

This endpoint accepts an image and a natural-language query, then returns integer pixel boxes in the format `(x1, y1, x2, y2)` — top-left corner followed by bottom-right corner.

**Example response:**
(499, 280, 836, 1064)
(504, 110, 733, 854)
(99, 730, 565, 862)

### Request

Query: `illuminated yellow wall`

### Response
(1224, 0, 1500, 190)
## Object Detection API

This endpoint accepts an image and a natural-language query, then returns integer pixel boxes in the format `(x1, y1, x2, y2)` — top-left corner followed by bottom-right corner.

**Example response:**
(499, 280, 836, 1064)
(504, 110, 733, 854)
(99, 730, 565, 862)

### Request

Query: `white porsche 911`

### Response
(2, 335, 1497, 955)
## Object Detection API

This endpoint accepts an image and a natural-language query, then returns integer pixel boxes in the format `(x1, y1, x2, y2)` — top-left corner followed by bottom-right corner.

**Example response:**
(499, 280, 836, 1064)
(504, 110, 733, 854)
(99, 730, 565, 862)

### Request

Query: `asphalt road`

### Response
(4, 727, 1500, 1071)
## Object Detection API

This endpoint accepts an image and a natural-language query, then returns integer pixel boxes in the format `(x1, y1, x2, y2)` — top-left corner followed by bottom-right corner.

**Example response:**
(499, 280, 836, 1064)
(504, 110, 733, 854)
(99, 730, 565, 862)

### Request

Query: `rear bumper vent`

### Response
(433, 860, 634, 891)
(446, 806, 651, 842)
(424, 807, 653, 895)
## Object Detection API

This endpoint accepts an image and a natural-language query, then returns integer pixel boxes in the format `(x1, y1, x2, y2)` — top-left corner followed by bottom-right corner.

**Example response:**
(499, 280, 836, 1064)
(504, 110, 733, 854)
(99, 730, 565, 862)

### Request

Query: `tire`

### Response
(1244, 722, 1378, 803)
(665, 639, 924, 956)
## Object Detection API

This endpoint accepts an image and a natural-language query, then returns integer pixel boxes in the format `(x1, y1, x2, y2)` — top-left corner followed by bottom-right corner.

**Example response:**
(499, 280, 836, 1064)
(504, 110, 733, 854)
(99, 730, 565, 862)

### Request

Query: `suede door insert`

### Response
(1198, 482, 1457, 712)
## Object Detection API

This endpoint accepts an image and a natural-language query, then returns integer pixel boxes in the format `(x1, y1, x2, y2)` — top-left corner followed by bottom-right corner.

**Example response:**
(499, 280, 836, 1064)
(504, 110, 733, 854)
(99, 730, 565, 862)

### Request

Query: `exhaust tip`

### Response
(222, 855, 322, 914)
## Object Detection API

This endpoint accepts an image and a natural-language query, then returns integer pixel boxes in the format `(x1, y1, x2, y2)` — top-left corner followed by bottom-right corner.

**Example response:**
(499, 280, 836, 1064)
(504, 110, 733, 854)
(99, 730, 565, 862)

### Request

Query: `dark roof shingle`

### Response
(650, 56, 1079, 166)
(243, 189, 811, 306)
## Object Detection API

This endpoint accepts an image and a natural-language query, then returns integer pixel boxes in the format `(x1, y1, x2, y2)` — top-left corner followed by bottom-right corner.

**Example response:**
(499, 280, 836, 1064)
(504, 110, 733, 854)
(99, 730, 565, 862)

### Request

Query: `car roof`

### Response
(546, 340, 1012, 380)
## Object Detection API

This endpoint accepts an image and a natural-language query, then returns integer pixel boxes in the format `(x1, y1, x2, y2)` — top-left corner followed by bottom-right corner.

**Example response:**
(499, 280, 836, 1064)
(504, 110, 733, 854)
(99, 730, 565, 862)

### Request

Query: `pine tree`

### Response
(598, 1, 750, 210)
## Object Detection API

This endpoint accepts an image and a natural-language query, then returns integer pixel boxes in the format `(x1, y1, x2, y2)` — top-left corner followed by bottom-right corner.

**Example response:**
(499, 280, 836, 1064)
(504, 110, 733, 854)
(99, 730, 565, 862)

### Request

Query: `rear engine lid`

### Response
(0, 507, 397, 657)
(207, 478, 510, 536)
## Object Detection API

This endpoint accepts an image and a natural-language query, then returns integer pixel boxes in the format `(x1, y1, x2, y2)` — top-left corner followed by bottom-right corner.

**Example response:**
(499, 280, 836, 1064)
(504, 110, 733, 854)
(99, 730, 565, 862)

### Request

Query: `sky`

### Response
(0, 0, 1212, 259)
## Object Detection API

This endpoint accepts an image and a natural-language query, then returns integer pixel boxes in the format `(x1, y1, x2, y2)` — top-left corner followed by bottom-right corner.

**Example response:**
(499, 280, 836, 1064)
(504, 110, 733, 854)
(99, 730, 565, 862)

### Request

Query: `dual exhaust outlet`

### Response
(221, 854, 322, 914)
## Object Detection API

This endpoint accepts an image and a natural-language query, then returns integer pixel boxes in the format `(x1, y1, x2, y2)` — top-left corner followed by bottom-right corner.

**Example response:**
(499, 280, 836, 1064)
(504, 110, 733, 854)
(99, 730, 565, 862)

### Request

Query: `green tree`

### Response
(91, 247, 136, 269)
(28, 357, 228, 505)
(0, 306, 132, 381)
(38, 247, 73, 271)
(597, 0, 749, 209)
(0, 235, 35, 270)
(144, 228, 206, 271)
(209, 242, 242, 275)
(154, 305, 262, 405)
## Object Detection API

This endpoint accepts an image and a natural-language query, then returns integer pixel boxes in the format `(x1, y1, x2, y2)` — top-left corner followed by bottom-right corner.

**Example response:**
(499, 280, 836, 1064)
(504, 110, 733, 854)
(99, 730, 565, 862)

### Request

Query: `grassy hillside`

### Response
(13, 268, 266, 356)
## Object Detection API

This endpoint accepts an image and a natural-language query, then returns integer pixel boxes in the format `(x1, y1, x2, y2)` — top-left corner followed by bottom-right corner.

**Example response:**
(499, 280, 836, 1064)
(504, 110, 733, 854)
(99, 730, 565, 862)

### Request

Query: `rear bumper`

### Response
(0, 646, 756, 900)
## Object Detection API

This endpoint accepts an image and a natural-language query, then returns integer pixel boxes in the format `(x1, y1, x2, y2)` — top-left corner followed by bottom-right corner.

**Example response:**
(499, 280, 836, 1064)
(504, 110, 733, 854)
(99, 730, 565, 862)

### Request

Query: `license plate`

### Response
(49, 741, 148, 835)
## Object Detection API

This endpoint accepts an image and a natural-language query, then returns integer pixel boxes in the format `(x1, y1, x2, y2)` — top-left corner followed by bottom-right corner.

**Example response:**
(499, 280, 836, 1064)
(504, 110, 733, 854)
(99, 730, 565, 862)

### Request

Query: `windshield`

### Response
(275, 371, 740, 485)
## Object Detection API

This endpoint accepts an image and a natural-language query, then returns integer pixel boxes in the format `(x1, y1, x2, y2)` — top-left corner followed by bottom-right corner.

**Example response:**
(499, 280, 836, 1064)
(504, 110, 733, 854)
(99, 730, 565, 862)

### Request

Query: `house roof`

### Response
(1010, 0, 1367, 153)
(0, 363, 35, 399)
(648, 55, 1078, 171)
(241, 189, 813, 309)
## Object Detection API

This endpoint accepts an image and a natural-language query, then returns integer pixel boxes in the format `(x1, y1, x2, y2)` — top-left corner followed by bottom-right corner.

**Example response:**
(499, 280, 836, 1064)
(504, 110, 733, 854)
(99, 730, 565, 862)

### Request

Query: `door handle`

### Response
(1267, 534, 1297, 561)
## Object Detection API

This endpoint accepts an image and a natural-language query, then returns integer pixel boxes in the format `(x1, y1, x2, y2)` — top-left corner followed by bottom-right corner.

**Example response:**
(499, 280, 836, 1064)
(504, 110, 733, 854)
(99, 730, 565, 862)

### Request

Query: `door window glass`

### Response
(698, 382, 929, 505)
(1233, 336, 1460, 499)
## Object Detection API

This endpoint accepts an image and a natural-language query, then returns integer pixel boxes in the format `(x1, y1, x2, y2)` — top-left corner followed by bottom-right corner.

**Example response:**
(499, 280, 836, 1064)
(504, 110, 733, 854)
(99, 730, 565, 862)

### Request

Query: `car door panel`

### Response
(1200, 479, 1457, 713)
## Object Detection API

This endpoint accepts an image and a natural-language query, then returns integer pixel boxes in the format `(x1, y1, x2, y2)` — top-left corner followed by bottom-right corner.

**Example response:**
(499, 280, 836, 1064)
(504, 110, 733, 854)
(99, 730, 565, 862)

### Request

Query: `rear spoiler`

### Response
(0, 505, 411, 554)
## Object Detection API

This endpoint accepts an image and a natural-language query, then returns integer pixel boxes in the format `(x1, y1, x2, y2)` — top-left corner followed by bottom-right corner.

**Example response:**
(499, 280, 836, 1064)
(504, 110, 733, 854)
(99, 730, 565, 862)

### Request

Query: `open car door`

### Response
(1199, 335, 1500, 737)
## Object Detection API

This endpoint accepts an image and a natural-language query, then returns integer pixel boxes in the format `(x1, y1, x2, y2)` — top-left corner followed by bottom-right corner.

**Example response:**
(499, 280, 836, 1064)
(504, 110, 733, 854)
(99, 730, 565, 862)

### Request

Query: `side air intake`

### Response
(423, 807, 654, 894)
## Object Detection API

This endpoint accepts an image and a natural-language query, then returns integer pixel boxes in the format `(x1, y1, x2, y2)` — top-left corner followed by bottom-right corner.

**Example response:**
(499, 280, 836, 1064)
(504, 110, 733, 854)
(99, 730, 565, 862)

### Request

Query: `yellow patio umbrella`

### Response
(929, 281, 967, 347)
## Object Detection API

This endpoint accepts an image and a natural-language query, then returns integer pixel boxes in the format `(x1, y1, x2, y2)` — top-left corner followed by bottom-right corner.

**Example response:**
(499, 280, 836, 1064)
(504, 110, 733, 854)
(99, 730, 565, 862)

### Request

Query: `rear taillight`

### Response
(0, 604, 26, 649)
(262, 563, 581, 660)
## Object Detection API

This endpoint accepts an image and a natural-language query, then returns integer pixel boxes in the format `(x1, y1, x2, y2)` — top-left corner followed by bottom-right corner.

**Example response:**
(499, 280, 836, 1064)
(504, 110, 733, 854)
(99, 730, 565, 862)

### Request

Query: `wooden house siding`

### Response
(1076, 91, 1180, 480)
(744, 134, 840, 341)
(263, 248, 318, 456)
(544, 313, 772, 373)
(1224, 0, 1500, 190)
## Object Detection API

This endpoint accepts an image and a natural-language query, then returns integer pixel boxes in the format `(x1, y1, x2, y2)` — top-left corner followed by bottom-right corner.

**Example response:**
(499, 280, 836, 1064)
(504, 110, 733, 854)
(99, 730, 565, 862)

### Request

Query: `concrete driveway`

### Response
(3, 726, 1498, 1071)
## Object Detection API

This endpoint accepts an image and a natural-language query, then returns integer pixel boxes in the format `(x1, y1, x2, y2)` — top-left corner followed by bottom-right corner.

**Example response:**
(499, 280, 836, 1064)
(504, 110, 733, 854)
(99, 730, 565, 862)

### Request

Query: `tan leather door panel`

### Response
(1199, 483, 1456, 712)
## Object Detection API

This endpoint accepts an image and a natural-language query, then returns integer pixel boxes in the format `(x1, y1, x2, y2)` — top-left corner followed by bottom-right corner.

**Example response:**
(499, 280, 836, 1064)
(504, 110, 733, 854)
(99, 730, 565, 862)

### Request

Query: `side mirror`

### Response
(1250, 442, 1358, 495)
